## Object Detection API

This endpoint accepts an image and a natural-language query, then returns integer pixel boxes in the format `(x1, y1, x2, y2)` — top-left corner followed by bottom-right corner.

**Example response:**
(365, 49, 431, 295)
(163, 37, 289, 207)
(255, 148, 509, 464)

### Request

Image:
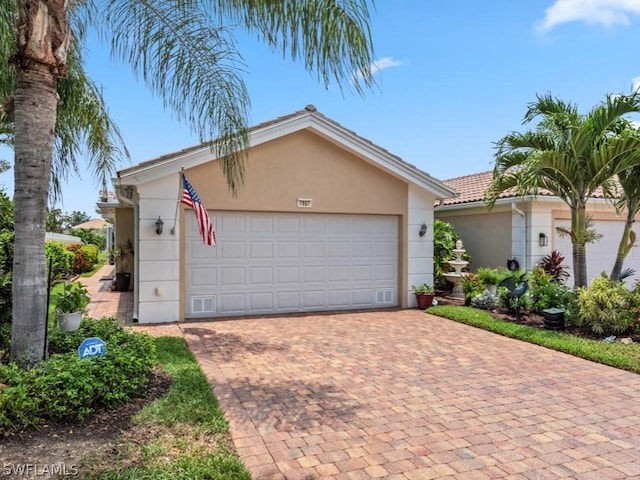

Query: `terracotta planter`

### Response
(415, 293, 435, 309)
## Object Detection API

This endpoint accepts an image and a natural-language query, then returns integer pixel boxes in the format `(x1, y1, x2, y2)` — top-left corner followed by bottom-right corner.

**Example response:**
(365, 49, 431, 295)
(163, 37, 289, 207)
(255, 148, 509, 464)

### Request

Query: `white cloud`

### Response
(537, 0, 640, 33)
(354, 57, 404, 82)
(369, 57, 404, 76)
(633, 76, 640, 92)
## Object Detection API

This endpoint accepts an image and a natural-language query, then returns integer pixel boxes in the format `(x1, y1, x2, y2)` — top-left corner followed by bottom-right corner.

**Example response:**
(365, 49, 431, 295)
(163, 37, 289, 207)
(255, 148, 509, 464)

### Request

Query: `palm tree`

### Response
(485, 93, 640, 288)
(610, 165, 640, 281)
(7, 0, 376, 366)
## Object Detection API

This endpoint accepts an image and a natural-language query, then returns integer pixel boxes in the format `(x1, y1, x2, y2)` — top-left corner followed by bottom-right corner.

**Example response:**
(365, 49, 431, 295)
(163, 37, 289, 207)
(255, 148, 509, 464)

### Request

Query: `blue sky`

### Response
(3, 0, 640, 215)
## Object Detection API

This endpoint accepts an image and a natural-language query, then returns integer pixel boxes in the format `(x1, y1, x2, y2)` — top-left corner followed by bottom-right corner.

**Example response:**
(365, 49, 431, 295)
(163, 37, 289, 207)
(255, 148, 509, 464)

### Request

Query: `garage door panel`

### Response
(277, 217, 300, 232)
(375, 264, 395, 280)
(352, 289, 374, 305)
(352, 265, 373, 281)
(277, 242, 299, 257)
(189, 240, 216, 260)
(249, 266, 273, 284)
(328, 217, 350, 233)
(186, 212, 398, 317)
(250, 242, 274, 258)
(221, 242, 245, 258)
(221, 267, 245, 285)
(328, 265, 350, 281)
(303, 217, 325, 233)
(328, 241, 349, 257)
(220, 214, 246, 232)
(276, 291, 300, 309)
(303, 265, 325, 282)
(250, 216, 273, 232)
(249, 292, 273, 310)
(328, 289, 350, 307)
(303, 242, 325, 257)
(190, 267, 216, 287)
(219, 293, 246, 313)
(302, 290, 326, 308)
(376, 241, 396, 257)
(276, 266, 300, 283)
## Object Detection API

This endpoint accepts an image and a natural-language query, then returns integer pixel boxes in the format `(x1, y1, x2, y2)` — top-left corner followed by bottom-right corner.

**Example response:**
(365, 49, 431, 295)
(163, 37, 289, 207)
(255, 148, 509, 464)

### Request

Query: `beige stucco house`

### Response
(435, 171, 640, 286)
(98, 106, 457, 323)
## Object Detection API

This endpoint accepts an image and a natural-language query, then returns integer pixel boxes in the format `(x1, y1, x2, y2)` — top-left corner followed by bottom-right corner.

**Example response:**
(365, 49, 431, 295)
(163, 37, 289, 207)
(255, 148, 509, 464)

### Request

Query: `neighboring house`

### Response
(435, 171, 640, 286)
(97, 105, 457, 323)
(45, 232, 81, 244)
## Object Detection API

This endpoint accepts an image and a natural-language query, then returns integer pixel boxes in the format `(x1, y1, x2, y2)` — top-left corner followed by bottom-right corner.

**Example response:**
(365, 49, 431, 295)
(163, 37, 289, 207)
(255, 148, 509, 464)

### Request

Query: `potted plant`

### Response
(113, 240, 133, 291)
(54, 282, 90, 332)
(476, 267, 501, 295)
(411, 283, 435, 309)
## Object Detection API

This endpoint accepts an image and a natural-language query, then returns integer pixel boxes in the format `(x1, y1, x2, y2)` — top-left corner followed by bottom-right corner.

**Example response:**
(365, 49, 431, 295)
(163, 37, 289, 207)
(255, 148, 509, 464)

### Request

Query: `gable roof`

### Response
(440, 170, 614, 206)
(115, 105, 458, 199)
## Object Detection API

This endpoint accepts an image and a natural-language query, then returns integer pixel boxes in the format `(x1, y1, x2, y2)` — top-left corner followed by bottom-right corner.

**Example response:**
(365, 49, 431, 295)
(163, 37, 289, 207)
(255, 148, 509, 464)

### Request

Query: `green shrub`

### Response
(0, 318, 156, 432)
(461, 273, 484, 303)
(45, 241, 73, 280)
(529, 267, 575, 313)
(81, 244, 99, 268)
(576, 274, 636, 335)
(0, 232, 13, 325)
(476, 267, 502, 286)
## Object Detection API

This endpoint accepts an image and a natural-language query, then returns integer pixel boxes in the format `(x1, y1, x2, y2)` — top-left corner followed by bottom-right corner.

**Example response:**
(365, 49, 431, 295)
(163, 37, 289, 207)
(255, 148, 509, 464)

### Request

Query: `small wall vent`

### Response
(192, 295, 215, 314)
(375, 289, 394, 304)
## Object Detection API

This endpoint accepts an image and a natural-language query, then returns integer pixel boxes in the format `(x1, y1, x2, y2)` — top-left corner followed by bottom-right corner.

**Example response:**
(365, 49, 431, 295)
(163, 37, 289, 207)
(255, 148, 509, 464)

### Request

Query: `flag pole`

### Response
(170, 166, 184, 235)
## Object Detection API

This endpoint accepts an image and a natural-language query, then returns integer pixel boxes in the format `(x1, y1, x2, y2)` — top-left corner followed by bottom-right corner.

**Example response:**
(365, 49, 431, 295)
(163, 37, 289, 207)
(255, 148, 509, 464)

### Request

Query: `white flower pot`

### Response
(57, 311, 82, 332)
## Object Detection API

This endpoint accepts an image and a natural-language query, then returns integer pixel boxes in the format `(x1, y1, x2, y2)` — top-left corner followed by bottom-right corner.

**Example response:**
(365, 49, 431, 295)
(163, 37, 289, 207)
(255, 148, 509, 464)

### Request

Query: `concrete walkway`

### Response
(143, 311, 640, 479)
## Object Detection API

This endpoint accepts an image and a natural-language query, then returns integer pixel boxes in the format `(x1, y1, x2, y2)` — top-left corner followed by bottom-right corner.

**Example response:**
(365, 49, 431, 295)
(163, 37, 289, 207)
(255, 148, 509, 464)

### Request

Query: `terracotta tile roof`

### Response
(438, 171, 523, 206)
(439, 170, 617, 206)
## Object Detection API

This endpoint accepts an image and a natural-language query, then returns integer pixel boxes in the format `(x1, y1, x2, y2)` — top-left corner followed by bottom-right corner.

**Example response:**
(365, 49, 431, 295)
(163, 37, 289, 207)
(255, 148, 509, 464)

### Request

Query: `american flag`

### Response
(181, 174, 216, 246)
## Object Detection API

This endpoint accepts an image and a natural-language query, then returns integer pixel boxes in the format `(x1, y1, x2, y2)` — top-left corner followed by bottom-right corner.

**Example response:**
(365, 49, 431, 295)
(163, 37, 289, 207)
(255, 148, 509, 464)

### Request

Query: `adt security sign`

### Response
(78, 337, 107, 359)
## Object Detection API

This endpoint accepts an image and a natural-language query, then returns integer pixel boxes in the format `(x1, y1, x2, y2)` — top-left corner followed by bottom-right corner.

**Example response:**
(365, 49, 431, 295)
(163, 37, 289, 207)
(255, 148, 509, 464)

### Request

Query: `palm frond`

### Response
(217, 0, 376, 94)
(96, 0, 251, 193)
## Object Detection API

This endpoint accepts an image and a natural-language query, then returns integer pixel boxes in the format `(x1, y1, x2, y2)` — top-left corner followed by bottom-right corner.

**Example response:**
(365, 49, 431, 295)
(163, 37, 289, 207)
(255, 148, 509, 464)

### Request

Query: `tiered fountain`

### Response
(444, 239, 469, 298)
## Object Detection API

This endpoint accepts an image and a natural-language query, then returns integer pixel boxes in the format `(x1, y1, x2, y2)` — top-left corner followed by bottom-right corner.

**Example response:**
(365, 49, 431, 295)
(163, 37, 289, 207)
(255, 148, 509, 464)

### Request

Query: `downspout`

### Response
(512, 202, 526, 271)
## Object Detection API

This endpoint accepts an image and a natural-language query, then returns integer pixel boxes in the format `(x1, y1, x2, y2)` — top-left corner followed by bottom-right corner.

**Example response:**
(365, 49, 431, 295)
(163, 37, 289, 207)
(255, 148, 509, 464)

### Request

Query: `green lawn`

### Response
(80, 337, 251, 479)
(428, 305, 640, 374)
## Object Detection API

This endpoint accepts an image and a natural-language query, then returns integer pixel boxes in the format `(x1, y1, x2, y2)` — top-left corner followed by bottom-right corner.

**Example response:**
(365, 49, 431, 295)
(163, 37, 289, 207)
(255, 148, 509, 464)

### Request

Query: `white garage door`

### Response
(554, 219, 640, 286)
(185, 212, 399, 318)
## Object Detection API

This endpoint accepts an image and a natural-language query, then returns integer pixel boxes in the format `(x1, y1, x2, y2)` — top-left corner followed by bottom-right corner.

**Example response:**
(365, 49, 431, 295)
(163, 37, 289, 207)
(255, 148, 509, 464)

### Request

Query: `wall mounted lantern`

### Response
(539, 232, 548, 247)
(155, 216, 164, 235)
(419, 223, 427, 237)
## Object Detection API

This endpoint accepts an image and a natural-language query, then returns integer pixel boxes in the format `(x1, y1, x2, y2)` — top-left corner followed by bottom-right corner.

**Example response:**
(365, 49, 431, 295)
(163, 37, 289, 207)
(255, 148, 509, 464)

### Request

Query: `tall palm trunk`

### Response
(610, 211, 635, 281)
(571, 205, 588, 288)
(11, 0, 69, 367)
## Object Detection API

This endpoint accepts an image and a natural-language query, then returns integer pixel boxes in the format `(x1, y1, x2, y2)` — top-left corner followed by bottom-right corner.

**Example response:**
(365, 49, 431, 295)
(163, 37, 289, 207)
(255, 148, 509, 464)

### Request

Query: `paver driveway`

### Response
(176, 310, 640, 479)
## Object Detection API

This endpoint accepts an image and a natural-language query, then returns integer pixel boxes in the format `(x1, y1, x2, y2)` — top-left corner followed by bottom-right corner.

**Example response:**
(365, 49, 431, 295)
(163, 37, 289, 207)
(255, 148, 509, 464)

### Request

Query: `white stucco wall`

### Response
(407, 184, 436, 307)
(135, 174, 181, 323)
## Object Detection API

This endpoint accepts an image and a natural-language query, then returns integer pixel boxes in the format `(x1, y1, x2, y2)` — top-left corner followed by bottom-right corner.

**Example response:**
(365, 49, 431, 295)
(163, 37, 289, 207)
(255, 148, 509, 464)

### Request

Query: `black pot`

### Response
(543, 308, 565, 330)
(115, 272, 131, 292)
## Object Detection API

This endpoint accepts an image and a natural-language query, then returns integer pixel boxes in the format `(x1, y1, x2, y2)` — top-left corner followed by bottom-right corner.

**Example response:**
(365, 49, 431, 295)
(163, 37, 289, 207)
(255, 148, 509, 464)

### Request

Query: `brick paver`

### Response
(87, 283, 640, 479)
(81, 265, 134, 324)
